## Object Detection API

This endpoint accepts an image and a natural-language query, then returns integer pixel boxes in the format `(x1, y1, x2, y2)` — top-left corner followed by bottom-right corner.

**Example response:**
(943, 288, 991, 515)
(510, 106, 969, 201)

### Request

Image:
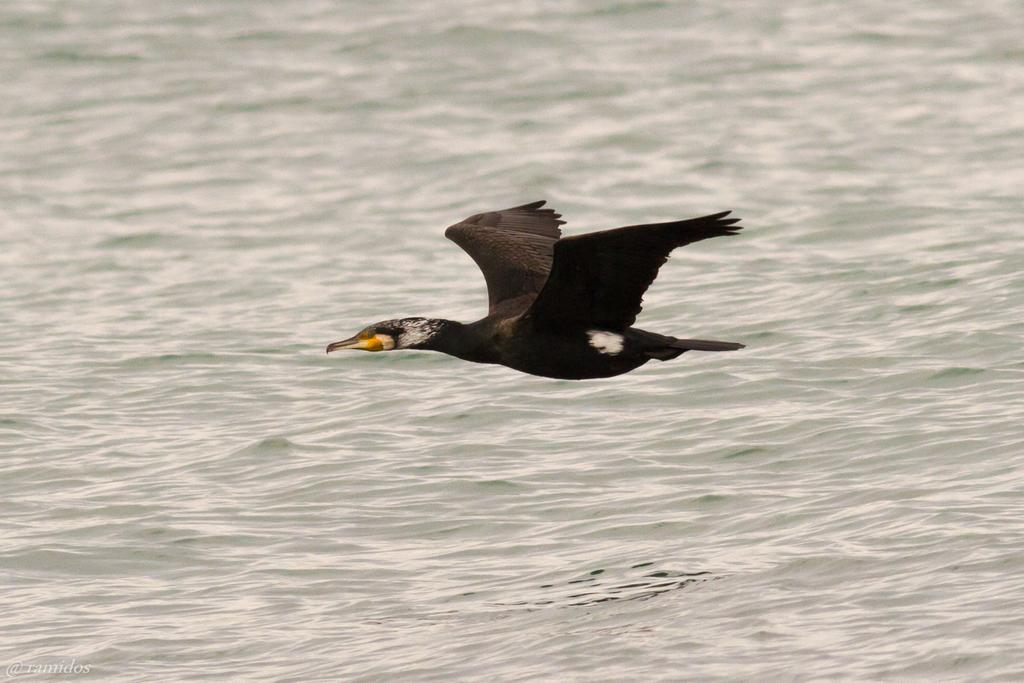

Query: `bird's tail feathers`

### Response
(670, 338, 745, 352)
(644, 337, 745, 361)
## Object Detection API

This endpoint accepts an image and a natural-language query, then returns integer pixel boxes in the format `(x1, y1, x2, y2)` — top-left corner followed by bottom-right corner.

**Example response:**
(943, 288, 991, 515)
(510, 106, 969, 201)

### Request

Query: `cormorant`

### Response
(327, 201, 744, 380)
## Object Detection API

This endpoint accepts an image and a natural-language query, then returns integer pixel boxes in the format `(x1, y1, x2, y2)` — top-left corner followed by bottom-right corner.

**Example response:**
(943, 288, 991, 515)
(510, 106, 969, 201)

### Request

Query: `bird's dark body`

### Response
(327, 201, 745, 380)
(425, 316, 657, 380)
(499, 326, 650, 380)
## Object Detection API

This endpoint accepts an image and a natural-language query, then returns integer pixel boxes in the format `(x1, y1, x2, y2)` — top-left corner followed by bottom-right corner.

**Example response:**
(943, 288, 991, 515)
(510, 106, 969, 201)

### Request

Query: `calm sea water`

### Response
(3, 1, 1023, 680)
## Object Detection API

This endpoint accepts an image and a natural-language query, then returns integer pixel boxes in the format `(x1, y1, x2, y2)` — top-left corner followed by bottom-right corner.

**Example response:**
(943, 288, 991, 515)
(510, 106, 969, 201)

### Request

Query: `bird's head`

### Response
(326, 318, 446, 353)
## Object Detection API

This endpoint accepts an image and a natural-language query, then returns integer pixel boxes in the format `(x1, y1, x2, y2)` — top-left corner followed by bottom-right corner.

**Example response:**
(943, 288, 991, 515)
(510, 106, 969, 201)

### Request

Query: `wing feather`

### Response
(526, 211, 742, 329)
(445, 201, 565, 315)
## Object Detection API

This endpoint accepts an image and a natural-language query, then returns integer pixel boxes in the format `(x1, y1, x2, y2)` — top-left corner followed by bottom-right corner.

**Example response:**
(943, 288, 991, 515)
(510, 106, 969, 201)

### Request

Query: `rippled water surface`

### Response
(3, 1, 1024, 680)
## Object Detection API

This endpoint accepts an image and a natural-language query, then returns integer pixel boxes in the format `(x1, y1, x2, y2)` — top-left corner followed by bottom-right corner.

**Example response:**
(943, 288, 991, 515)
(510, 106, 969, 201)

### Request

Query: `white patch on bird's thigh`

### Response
(587, 330, 624, 355)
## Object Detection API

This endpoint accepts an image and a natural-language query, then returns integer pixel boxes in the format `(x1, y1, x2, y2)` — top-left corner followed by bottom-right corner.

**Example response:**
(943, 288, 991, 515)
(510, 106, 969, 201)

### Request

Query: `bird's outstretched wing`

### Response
(525, 211, 742, 329)
(445, 200, 566, 315)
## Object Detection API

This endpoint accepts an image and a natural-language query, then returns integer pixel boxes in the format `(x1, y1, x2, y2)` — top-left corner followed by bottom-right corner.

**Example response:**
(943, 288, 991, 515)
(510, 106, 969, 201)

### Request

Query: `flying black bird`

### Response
(327, 201, 744, 379)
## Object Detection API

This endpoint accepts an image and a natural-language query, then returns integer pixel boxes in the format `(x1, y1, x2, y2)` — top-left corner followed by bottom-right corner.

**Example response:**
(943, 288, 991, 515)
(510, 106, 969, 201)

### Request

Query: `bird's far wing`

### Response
(445, 200, 566, 315)
(525, 211, 742, 330)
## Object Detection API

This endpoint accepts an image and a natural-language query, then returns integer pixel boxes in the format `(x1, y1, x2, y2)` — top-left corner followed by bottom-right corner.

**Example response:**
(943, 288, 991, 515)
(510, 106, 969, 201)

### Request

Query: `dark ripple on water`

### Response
(498, 564, 718, 609)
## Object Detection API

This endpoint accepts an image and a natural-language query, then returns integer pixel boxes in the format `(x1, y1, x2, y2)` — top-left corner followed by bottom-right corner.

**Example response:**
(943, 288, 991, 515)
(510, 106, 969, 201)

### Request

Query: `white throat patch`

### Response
(587, 330, 624, 355)
(397, 319, 443, 348)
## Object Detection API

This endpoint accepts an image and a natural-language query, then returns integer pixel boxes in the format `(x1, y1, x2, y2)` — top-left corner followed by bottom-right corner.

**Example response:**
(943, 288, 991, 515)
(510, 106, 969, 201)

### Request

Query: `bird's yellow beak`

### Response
(326, 333, 391, 353)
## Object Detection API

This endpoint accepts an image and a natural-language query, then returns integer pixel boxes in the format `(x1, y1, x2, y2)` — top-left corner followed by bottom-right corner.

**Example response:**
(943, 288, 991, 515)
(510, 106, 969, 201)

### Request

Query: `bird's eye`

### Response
(358, 330, 373, 340)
